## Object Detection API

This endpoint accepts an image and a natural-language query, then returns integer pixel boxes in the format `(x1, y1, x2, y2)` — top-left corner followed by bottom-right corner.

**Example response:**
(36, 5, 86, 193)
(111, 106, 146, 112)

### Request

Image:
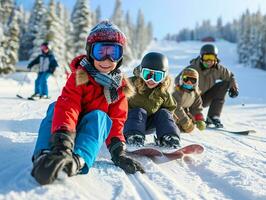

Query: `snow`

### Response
(0, 40, 266, 200)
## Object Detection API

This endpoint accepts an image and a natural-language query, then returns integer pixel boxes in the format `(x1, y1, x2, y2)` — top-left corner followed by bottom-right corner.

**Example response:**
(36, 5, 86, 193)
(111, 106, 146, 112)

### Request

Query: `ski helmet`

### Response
(140, 52, 169, 72)
(86, 20, 126, 67)
(179, 68, 199, 90)
(200, 44, 218, 56)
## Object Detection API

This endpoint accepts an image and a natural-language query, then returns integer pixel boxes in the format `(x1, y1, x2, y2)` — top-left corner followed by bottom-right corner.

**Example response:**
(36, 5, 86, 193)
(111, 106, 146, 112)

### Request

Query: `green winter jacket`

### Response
(172, 86, 203, 126)
(128, 76, 177, 116)
(175, 57, 237, 94)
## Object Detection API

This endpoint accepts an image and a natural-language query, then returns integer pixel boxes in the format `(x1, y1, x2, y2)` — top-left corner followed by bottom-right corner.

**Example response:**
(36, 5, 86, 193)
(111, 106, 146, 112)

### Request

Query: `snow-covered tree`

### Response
(237, 10, 251, 64)
(19, 0, 45, 60)
(0, 9, 20, 73)
(17, 5, 29, 60)
(95, 5, 101, 24)
(134, 9, 146, 58)
(71, 0, 92, 55)
(0, 0, 14, 25)
(111, 0, 134, 63)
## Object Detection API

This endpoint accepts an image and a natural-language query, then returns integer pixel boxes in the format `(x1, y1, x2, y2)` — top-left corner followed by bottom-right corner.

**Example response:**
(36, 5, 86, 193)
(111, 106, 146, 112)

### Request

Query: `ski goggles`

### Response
(90, 42, 123, 62)
(202, 54, 216, 62)
(141, 68, 165, 83)
(182, 75, 197, 84)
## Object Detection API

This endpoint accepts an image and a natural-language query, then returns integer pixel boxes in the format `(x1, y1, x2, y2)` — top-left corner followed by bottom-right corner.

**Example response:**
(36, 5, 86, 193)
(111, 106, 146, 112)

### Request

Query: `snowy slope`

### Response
(0, 41, 265, 200)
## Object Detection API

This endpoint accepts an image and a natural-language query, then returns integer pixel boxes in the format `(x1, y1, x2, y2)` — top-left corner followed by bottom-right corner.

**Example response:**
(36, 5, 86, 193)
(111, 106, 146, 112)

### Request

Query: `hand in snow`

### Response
(112, 155, 145, 174)
(109, 137, 145, 174)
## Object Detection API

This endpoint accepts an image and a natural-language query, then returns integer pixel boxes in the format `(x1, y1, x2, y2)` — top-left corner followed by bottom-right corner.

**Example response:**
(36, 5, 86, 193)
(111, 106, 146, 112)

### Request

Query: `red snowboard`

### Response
(126, 144, 204, 159)
(162, 144, 204, 159)
(126, 146, 163, 157)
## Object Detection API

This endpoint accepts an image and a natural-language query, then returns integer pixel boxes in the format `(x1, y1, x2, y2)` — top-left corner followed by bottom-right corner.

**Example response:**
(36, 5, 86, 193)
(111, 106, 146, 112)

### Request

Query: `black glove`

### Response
(31, 132, 78, 185)
(228, 87, 239, 98)
(109, 137, 145, 174)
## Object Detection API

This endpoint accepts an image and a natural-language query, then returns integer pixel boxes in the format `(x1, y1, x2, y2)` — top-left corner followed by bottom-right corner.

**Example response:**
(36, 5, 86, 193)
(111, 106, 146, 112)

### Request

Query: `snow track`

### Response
(0, 41, 266, 199)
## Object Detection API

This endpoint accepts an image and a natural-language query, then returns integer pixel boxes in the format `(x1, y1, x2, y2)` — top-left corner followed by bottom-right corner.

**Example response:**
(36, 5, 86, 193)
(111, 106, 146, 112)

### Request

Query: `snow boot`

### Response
(206, 116, 224, 128)
(28, 93, 40, 100)
(125, 133, 145, 146)
(40, 95, 50, 99)
(159, 135, 180, 148)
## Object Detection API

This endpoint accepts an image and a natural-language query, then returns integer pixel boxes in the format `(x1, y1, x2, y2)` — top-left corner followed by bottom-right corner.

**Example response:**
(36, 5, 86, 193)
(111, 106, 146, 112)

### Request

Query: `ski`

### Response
(16, 94, 37, 101)
(16, 94, 50, 101)
(207, 127, 255, 135)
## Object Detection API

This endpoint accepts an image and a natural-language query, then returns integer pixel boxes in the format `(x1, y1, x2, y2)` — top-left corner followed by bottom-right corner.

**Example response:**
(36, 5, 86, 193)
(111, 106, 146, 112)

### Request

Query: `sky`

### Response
(17, 0, 266, 39)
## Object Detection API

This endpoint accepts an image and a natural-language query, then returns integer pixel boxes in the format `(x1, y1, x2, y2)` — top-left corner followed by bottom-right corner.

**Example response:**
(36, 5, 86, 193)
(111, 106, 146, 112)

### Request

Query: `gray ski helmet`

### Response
(140, 52, 169, 72)
(200, 44, 218, 56)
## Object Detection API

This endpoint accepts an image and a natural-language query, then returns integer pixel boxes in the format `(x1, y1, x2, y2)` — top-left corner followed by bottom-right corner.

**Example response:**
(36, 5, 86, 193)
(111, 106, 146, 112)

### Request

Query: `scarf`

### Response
(80, 57, 122, 104)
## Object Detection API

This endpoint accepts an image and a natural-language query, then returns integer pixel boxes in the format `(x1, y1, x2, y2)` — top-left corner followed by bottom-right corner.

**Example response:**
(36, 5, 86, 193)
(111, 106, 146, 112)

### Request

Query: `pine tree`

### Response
(17, 5, 29, 60)
(0, 0, 14, 25)
(111, 0, 134, 63)
(237, 10, 251, 65)
(95, 5, 101, 24)
(71, 0, 92, 56)
(1, 8, 20, 73)
(63, 7, 74, 75)
(135, 9, 146, 58)
(19, 0, 45, 60)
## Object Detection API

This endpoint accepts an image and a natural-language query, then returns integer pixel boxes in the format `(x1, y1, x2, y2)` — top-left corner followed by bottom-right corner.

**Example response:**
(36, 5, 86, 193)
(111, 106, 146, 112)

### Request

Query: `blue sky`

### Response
(18, 0, 266, 39)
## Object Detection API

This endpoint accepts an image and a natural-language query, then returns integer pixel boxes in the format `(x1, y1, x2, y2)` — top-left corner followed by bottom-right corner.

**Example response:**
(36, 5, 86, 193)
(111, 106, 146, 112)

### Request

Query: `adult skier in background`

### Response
(124, 52, 180, 148)
(173, 68, 206, 133)
(31, 21, 144, 185)
(27, 42, 58, 99)
(175, 44, 239, 128)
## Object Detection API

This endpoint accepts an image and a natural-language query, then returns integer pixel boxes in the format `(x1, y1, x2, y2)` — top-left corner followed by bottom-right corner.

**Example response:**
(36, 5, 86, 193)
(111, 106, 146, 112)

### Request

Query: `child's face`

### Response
(202, 60, 216, 68)
(94, 59, 117, 73)
(145, 80, 160, 89)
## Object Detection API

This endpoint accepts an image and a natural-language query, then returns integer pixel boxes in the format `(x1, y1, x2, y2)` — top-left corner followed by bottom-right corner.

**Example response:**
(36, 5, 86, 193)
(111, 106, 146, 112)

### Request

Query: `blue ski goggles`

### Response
(140, 68, 165, 83)
(90, 42, 123, 62)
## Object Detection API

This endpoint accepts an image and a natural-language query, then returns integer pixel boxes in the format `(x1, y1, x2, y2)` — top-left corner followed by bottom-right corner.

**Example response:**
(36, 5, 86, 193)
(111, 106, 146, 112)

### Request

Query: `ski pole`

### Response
(16, 72, 28, 98)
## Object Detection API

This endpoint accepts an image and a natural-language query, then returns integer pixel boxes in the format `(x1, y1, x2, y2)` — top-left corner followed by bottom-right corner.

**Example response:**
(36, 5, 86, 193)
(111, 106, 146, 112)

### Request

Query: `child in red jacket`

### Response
(31, 21, 144, 185)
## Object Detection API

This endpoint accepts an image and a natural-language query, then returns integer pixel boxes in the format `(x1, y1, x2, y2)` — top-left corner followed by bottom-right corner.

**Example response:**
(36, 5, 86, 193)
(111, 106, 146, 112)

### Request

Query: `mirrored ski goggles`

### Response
(141, 68, 165, 83)
(202, 54, 216, 62)
(182, 75, 197, 84)
(90, 42, 123, 62)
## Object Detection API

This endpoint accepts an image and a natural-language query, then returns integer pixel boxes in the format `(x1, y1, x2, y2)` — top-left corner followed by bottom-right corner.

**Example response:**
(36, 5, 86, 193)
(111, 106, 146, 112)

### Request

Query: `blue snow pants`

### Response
(35, 72, 51, 96)
(33, 102, 112, 174)
(123, 108, 180, 139)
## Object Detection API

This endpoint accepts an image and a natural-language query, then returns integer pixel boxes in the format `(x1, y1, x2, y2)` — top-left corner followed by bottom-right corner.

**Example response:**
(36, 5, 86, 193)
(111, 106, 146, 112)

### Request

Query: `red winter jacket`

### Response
(51, 55, 127, 146)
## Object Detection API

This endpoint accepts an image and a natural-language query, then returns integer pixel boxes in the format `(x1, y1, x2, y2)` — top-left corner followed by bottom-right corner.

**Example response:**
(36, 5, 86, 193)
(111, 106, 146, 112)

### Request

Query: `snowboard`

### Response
(126, 144, 204, 159)
(207, 127, 255, 135)
(126, 146, 163, 157)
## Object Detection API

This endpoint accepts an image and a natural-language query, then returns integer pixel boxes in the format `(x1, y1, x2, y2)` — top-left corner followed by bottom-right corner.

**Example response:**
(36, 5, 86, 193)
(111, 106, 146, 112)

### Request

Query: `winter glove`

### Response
(228, 87, 239, 98)
(31, 132, 80, 185)
(195, 120, 206, 131)
(109, 137, 145, 174)
(181, 119, 194, 133)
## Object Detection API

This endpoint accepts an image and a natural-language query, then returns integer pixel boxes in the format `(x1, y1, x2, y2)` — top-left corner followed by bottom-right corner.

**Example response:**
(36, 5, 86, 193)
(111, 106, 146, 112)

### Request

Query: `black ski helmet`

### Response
(140, 52, 169, 72)
(200, 44, 218, 56)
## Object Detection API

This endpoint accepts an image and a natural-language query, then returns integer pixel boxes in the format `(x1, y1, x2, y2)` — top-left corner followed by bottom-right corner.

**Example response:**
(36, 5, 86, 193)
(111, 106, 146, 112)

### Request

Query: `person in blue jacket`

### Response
(27, 42, 58, 99)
